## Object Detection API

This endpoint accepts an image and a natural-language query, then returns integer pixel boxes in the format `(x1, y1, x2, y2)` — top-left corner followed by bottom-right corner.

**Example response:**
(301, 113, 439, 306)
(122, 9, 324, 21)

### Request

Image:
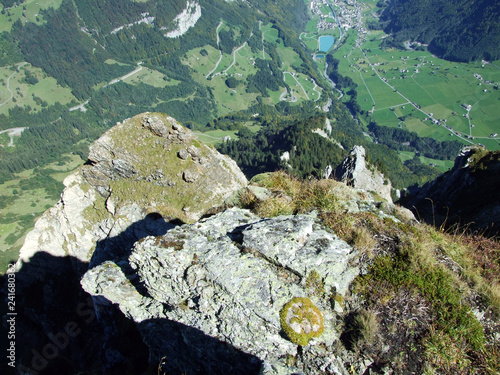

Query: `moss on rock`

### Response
(280, 297, 324, 346)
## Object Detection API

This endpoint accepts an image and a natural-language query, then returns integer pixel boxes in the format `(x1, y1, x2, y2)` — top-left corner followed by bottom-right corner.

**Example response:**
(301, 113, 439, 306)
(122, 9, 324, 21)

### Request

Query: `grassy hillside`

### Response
(241, 171, 500, 374)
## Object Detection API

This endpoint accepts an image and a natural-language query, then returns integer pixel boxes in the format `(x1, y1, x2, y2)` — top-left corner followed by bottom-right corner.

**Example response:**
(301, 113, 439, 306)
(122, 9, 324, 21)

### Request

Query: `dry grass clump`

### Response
(250, 171, 302, 199)
(250, 172, 337, 217)
(353, 308, 379, 345)
(455, 233, 500, 309)
(351, 226, 377, 252)
(249, 171, 360, 217)
(237, 187, 258, 208)
(254, 194, 294, 217)
(250, 172, 389, 252)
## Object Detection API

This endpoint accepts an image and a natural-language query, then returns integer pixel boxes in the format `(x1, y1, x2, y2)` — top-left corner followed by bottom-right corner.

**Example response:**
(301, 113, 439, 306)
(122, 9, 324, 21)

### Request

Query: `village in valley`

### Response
(305, 0, 500, 151)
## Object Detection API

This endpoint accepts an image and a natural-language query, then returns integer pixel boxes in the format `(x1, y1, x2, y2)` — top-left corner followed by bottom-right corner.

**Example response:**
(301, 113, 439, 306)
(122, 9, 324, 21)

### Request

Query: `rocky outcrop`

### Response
(11, 114, 421, 374)
(10, 113, 248, 374)
(82, 207, 359, 374)
(163, 1, 202, 38)
(407, 147, 500, 232)
(17, 112, 247, 269)
(334, 145, 393, 203)
(9, 111, 499, 374)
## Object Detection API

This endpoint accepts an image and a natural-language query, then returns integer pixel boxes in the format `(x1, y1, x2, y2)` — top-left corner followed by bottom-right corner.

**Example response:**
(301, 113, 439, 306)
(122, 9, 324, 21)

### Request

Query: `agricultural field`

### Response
(330, 0, 500, 150)
(0, 154, 83, 273)
(398, 151, 454, 173)
(0, 0, 63, 32)
(0, 62, 76, 116)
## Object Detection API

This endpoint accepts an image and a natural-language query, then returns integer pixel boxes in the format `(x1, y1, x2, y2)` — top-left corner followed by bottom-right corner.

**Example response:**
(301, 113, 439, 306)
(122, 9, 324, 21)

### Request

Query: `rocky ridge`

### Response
(408, 146, 500, 232)
(17, 112, 247, 268)
(334, 145, 393, 203)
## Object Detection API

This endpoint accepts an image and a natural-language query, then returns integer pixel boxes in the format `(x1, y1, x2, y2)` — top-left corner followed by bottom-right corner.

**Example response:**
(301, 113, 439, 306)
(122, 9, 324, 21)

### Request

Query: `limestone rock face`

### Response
(17, 112, 247, 269)
(335, 145, 392, 203)
(81, 207, 359, 374)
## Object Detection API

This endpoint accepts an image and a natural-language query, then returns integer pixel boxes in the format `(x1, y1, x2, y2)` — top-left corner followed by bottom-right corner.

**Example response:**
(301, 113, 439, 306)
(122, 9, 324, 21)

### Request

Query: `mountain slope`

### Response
(5, 113, 500, 375)
(381, 0, 500, 62)
(408, 147, 500, 233)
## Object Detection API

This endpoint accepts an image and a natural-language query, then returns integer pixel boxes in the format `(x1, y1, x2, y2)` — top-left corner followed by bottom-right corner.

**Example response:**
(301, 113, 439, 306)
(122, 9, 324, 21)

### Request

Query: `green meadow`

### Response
(0, 0, 63, 32)
(181, 21, 324, 117)
(0, 63, 76, 115)
(330, 1, 500, 150)
(121, 66, 181, 88)
(193, 124, 261, 145)
(0, 154, 83, 273)
(398, 151, 454, 173)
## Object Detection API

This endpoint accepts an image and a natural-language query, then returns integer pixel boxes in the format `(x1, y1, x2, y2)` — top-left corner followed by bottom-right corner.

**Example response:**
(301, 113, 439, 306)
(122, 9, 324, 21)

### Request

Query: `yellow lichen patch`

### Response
(280, 297, 324, 346)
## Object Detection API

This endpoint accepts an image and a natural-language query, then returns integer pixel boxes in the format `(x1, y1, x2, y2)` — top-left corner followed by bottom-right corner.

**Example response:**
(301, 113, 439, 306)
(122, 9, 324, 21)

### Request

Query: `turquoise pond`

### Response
(319, 36, 335, 52)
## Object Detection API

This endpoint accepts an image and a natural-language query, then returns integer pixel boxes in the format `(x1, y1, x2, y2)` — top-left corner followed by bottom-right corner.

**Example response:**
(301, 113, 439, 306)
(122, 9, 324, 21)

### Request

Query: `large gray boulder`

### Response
(82, 208, 359, 374)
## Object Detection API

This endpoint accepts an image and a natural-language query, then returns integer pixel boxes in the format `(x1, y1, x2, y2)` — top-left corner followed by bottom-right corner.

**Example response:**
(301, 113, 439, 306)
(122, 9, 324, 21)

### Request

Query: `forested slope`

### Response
(217, 101, 442, 189)
(0, 0, 309, 182)
(380, 0, 500, 62)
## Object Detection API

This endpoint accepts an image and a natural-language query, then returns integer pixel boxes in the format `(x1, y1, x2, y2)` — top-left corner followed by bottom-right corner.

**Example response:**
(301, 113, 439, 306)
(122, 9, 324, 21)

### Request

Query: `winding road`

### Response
(284, 71, 310, 100)
(223, 42, 248, 74)
(206, 21, 224, 78)
(0, 127, 28, 147)
(0, 62, 28, 108)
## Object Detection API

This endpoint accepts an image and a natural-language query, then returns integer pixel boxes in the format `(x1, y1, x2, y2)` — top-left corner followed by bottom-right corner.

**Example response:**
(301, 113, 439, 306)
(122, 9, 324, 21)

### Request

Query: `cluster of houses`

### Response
(330, 0, 365, 32)
(309, 0, 366, 34)
(309, 0, 337, 31)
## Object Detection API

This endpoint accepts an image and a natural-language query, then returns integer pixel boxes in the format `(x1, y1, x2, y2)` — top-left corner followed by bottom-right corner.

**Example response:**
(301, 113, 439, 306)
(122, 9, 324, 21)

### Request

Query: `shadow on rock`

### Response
(1, 251, 148, 375)
(91, 212, 180, 297)
(91, 212, 178, 267)
(1, 214, 262, 374)
(138, 317, 263, 375)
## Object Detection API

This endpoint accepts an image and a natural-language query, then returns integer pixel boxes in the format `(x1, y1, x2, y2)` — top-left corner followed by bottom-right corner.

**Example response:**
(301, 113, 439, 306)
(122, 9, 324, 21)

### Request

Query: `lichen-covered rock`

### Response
(177, 148, 190, 160)
(81, 207, 360, 374)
